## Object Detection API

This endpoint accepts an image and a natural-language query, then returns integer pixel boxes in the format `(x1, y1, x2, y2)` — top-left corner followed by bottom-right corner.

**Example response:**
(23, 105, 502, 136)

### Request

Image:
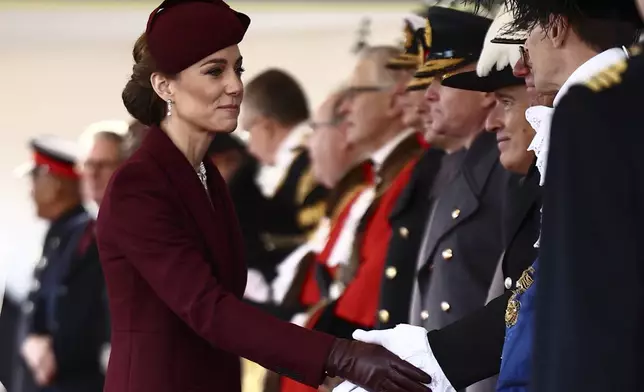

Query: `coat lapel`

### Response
(504, 163, 541, 249)
(140, 127, 244, 294)
(420, 132, 500, 270)
(389, 148, 444, 220)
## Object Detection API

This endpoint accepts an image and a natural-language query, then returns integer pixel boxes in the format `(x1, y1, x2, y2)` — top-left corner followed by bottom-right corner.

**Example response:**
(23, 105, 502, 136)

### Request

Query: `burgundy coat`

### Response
(96, 126, 335, 392)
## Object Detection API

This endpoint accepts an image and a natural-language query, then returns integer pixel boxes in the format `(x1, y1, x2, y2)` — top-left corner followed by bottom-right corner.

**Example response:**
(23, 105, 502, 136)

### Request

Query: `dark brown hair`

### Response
(122, 33, 176, 126)
(244, 68, 310, 127)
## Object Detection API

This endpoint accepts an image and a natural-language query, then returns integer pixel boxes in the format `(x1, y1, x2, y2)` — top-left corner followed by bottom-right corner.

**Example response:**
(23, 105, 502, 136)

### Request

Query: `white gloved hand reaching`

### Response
(332, 324, 456, 392)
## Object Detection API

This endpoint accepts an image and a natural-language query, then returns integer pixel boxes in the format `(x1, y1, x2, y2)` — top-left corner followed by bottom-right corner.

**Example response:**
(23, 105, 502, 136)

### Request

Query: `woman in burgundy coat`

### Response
(95, 1, 431, 392)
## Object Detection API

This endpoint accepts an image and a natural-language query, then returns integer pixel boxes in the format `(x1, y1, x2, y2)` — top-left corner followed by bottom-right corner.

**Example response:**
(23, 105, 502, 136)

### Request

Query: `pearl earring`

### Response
(166, 99, 173, 117)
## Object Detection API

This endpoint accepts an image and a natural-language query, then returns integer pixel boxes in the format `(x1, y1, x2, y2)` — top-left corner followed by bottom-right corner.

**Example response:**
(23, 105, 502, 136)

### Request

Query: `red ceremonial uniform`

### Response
(281, 163, 373, 392)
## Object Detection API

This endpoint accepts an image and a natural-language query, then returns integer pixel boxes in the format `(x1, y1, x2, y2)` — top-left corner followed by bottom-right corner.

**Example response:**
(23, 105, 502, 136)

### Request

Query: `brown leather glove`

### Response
(324, 338, 431, 392)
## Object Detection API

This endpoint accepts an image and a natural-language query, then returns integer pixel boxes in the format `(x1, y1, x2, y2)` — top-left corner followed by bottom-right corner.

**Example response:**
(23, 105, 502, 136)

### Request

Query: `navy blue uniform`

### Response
(15, 205, 107, 392)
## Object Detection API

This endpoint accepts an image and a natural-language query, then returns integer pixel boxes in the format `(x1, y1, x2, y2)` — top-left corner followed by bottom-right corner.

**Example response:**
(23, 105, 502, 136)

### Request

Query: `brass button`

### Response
(378, 309, 390, 323)
(22, 301, 34, 314)
(451, 209, 461, 219)
(36, 256, 48, 270)
(441, 301, 451, 312)
(504, 277, 513, 290)
(441, 248, 453, 260)
(385, 266, 397, 279)
(420, 310, 429, 320)
(399, 227, 409, 238)
(30, 280, 40, 292)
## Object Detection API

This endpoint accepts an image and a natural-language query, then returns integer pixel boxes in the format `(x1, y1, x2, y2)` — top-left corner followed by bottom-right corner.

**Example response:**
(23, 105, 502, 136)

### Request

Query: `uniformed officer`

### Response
(15, 135, 107, 392)
(378, 6, 505, 345)
(340, 7, 544, 392)
(239, 69, 328, 315)
(529, 0, 644, 390)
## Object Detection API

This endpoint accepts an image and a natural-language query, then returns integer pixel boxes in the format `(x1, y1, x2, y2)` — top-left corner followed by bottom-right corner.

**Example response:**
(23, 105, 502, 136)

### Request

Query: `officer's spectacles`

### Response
(519, 46, 531, 68)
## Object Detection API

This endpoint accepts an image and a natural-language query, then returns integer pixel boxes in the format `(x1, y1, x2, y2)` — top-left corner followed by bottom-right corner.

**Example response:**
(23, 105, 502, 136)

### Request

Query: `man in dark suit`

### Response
(15, 135, 107, 392)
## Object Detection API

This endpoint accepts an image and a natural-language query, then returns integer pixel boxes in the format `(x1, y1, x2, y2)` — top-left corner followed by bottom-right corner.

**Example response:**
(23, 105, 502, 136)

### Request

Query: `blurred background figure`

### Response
(239, 68, 327, 314)
(206, 133, 251, 183)
(77, 121, 129, 216)
(13, 136, 107, 392)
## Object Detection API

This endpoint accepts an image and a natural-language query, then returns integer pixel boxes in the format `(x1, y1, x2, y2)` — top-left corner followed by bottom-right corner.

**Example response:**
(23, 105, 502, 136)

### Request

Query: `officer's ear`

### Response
(548, 15, 569, 49)
(480, 92, 496, 110)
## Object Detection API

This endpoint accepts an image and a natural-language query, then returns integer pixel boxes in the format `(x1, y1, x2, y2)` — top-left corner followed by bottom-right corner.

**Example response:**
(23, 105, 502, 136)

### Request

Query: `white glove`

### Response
(333, 324, 456, 392)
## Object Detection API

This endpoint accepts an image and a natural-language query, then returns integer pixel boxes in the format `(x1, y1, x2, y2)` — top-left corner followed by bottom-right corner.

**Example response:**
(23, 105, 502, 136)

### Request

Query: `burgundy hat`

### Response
(146, 0, 251, 74)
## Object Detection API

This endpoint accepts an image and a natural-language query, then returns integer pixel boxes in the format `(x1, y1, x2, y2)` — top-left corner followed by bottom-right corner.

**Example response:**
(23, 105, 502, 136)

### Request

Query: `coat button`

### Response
(441, 248, 453, 260)
(22, 301, 34, 314)
(504, 277, 513, 290)
(451, 209, 461, 219)
(441, 301, 451, 312)
(399, 227, 409, 238)
(420, 310, 429, 320)
(30, 280, 40, 292)
(378, 309, 390, 323)
(36, 256, 48, 270)
(50, 237, 60, 249)
(385, 267, 397, 279)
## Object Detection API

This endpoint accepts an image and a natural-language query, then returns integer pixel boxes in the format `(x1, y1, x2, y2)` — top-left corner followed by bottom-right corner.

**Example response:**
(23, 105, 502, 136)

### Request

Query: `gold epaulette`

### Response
(583, 58, 628, 92)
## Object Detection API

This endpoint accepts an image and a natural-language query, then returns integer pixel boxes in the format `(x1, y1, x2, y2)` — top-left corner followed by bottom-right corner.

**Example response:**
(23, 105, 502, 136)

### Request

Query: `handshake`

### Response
(329, 324, 456, 392)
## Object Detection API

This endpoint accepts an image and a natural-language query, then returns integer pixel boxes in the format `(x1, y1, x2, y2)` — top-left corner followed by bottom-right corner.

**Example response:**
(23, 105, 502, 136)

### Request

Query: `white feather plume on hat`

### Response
(476, 5, 523, 77)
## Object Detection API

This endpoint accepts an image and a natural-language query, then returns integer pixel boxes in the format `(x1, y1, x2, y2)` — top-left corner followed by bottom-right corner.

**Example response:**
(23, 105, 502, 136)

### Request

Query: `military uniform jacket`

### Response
(416, 131, 506, 332)
(313, 133, 426, 339)
(18, 205, 107, 392)
(534, 44, 644, 392)
(425, 163, 542, 389)
(233, 150, 327, 285)
(376, 147, 445, 329)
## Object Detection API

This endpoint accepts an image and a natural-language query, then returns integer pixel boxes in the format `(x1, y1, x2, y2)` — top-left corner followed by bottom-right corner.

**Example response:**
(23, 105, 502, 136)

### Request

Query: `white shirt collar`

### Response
(553, 47, 629, 106)
(371, 128, 415, 171)
(255, 123, 312, 198)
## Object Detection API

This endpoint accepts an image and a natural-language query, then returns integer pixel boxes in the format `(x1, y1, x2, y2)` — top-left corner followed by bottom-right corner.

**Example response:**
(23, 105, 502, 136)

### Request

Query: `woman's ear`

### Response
(150, 72, 173, 102)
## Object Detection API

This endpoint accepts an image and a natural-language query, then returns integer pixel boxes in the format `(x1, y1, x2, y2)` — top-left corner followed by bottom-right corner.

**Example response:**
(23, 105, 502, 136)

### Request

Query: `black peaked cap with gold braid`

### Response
(441, 4, 525, 92)
(407, 6, 492, 91)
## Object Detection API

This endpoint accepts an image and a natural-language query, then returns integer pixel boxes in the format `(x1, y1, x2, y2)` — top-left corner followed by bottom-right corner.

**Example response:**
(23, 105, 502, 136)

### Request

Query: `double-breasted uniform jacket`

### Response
(425, 164, 542, 389)
(416, 131, 506, 332)
(15, 205, 107, 392)
(96, 126, 335, 392)
(375, 147, 445, 329)
(312, 133, 426, 339)
(534, 44, 644, 392)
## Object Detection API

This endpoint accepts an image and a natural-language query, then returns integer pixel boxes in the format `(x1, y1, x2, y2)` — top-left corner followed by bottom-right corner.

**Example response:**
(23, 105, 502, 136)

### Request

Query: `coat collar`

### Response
(138, 126, 245, 293)
(376, 132, 425, 197)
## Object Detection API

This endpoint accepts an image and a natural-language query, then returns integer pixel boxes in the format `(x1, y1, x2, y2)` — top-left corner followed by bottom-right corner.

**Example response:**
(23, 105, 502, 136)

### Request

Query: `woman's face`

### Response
(170, 45, 244, 133)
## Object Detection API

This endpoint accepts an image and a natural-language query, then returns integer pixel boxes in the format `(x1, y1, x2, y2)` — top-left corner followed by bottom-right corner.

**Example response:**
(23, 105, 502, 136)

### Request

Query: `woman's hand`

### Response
(324, 338, 431, 392)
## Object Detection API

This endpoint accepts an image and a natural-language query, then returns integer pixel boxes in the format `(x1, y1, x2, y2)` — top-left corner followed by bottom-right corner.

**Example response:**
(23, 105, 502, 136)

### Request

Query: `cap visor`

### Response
(406, 76, 434, 91)
(441, 68, 525, 92)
